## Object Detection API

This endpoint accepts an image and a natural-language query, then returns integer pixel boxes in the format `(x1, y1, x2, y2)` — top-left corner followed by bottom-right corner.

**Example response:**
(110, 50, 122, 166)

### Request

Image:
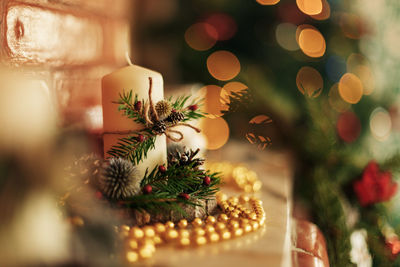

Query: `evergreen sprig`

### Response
(107, 132, 156, 165)
(115, 91, 146, 124)
(121, 162, 220, 214)
(168, 95, 206, 121)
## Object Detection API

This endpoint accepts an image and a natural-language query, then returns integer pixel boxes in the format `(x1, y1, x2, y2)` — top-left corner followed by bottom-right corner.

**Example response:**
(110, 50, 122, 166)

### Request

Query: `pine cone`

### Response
(99, 158, 141, 200)
(165, 111, 185, 124)
(155, 100, 172, 120)
(152, 120, 167, 134)
(168, 148, 204, 170)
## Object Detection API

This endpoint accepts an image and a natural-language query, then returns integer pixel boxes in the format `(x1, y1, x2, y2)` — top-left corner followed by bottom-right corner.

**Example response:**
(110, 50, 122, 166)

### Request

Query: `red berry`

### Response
(179, 193, 190, 200)
(134, 101, 142, 111)
(143, 185, 152, 194)
(95, 191, 103, 199)
(136, 134, 144, 142)
(172, 108, 177, 112)
(203, 176, 211, 186)
(158, 165, 167, 173)
(188, 104, 198, 111)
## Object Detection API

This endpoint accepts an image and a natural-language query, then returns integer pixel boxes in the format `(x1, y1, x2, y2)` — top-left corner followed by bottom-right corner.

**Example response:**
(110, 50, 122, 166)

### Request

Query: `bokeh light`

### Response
(298, 27, 326, 58)
(275, 23, 299, 51)
(328, 83, 350, 112)
(296, 66, 323, 97)
(296, 0, 323, 16)
(201, 117, 230, 150)
(310, 0, 330, 20)
(338, 73, 363, 104)
(205, 13, 237, 41)
(246, 115, 272, 150)
(198, 85, 223, 118)
(207, 50, 240, 81)
(185, 23, 218, 51)
(220, 82, 248, 112)
(337, 111, 361, 143)
(370, 107, 392, 141)
(256, 0, 280, 5)
(346, 54, 374, 95)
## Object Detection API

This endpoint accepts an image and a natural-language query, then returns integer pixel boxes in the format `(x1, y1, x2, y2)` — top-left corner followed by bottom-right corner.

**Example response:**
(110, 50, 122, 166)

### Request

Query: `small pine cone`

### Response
(99, 158, 141, 200)
(155, 100, 172, 120)
(165, 111, 185, 124)
(152, 120, 167, 134)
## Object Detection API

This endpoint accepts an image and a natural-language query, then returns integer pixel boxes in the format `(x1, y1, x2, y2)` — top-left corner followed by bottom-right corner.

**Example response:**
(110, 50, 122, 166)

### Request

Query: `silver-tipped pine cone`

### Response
(155, 100, 172, 120)
(165, 111, 185, 124)
(152, 120, 167, 134)
(168, 148, 204, 170)
(99, 158, 141, 200)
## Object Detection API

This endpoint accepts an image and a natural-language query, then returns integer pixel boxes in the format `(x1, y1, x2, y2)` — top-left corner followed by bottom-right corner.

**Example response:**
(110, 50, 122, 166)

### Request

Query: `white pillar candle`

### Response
(102, 65, 167, 177)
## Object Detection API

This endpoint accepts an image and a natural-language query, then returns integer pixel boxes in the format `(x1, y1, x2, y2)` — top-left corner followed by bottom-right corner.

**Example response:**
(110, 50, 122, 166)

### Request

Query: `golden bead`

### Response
(121, 224, 130, 232)
(221, 230, 231, 240)
(119, 230, 130, 239)
(227, 206, 235, 212)
(143, 226, 156, 238)
(239, 195, 250, 203)
(240, 218, 249, 226)
(192, 218, 203, 227)
(215, 222, 226, 232)
(228, 196, 239, 205)
(194, 236, 207, 246)
(193, 227, 206, 236)
(208, 232, 220, 242)
(253, 181, 262, 192)
(179, 237, 191, 247)
(259, 217, 266, 226)
(129, 227, 144, 239)
(216, 192, 228, 202)
(153, 235, 163, 245)
(228, 220, 239, 229)
(251, 221, 259, 231)
(233, 228, 244, 237)
(126, 239, 139, 250)
(165, 221, 175, 229)
(154, 223, 166, 233)
(205, 225, 215, 233)
(230, 212, 239, 219)
(179, 229, 190, 238)
(206, 216, 216, 224)
(249, 212, 257, 220)
(244, 224, 252, 233)
(218, 214, 229, 222)
(126, 251, 139, 263)
(165, 229, 179, 240)
(178, 219, 188, 229)
(138, 247, 153, 259)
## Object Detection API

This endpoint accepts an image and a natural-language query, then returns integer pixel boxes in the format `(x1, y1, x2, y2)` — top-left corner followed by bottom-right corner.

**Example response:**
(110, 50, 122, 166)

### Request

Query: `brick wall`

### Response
(0, 0, 131, 128)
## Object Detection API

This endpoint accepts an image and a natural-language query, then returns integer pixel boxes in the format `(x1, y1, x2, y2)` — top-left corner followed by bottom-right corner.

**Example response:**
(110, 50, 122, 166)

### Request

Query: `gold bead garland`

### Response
(118, 162, 265, 263)
(119, 193, 265, 263)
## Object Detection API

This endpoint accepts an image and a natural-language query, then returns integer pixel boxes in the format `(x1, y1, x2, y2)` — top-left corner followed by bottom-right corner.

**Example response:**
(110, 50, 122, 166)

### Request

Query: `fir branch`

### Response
(107, 132, 156, 165)
(115, 91, 146, 124)
(168, 95, 206, 121)
(122, 162, 221, 214)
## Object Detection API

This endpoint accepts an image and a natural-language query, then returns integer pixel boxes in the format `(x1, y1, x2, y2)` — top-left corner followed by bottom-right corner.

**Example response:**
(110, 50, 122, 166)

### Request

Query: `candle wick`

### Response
(125, 51, 134, 66)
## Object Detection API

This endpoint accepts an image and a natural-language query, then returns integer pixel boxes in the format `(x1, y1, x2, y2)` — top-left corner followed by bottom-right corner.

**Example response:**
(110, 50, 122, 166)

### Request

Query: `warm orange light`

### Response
(328, 83, 350, 112)
(346, 53, 367, 73)
(310, 0, 330, 20)
(256, 0, 280, 5)
(198, 85, 223, 118)
(201, 117, 230, 150)
(184, 23, 218, 51)
(207, 51, 240, 81)
(296, 0, 323, 15)
(296, 66, 323, 97)
(220, 81, 248, 111)
(338, 73, 363, 104)
(298, 28, 326, 58)
(346, 54, 374, 95)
